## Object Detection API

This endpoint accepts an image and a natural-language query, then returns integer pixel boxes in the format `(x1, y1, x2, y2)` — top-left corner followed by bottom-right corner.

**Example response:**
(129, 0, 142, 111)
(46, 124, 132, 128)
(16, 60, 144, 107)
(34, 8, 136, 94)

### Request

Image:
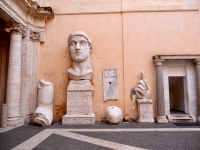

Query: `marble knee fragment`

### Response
(106, 106, 122, 124)
(34, 79, 54, 127)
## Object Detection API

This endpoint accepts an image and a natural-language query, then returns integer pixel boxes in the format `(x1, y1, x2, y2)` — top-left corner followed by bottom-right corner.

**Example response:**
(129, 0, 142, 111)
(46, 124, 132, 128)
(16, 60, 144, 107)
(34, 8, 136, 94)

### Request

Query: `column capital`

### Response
(5, 23, 26, 37)
(30, 30, 40, 42)
(193, 58, 200, 65)
(153, 59, 165, 66)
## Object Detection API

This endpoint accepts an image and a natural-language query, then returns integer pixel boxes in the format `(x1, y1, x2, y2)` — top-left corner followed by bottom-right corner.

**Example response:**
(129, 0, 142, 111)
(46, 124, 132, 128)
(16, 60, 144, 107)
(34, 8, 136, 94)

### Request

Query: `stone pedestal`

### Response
(137, 99, 154, 123)
(62, 80, 95, 125)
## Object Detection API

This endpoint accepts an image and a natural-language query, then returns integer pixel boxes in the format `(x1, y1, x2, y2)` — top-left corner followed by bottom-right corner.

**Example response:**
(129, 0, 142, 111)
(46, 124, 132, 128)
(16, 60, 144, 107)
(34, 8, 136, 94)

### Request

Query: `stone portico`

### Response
(0, 0, 53, 127)
(153, 55, 200, 123)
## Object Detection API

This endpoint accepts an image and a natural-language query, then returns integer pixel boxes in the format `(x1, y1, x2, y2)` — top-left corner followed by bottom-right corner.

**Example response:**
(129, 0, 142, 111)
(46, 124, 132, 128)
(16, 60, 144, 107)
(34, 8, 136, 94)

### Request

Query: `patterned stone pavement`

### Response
(1, 122, 200, 150)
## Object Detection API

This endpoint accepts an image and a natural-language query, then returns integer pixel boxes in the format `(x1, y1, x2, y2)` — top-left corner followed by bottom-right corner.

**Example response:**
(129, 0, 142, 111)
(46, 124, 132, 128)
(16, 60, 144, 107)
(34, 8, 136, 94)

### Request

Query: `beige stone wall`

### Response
(40, 0, 200, 121)
(123, 11, 200, 120)
(39, 14, 124, 121)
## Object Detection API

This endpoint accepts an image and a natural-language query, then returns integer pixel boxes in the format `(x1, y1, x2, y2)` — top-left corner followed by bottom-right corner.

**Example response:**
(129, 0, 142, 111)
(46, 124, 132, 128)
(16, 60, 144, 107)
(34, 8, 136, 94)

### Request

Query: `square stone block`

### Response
(62, 80, 95, 125)
(67, 91, 92, 115)
(137, 99, 154, 123)
(62, 113, 95, 125)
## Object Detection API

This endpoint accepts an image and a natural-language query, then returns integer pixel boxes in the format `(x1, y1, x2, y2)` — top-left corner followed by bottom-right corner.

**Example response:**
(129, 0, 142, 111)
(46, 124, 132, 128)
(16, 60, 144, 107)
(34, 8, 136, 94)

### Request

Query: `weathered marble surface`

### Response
(131, 70, 151, 101)
(5, 23, 26, 127)
(62, 80, 95, 125)
(106, 106, 122, 124)
(62, 31, 95, 125)
(34, 79, 54, 127)
(137, 99, 154, 123)
(131, 71, 154, 123)
(67, 31, 93, 80)
(103, 69, 118, 101)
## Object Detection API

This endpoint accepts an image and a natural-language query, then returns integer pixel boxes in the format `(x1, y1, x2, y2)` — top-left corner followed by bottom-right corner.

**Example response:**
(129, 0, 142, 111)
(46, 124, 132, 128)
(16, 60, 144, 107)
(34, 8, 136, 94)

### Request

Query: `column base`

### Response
(7, 116, 24, 127)
(156, 116, 168, 124)
(62, 113, 95, 125)
(25, 115, 35, 124)
(137, 118, 154, 123)
(197, 116, 200, 122)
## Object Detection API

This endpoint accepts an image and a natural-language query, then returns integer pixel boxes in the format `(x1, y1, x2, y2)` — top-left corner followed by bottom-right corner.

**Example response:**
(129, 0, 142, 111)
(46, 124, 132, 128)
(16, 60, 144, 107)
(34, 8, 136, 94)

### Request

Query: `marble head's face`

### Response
(69, 35, 91, 62)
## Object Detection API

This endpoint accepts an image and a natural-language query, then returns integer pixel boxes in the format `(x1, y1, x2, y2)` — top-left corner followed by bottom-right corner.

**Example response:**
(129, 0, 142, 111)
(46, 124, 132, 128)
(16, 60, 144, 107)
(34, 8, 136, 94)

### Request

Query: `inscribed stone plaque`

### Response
(103, 69, 118, 101)
(137, 99, 154, 123)
(67, 91, 92, 115)
(62, 80, 95, 125)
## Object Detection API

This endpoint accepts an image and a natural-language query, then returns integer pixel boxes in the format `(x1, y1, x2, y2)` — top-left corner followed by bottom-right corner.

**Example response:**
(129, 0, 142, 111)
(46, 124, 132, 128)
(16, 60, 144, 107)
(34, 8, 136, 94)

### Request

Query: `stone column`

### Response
(5, 23, 26, 127)
(194, 59, 200, 122)
(29, 30, 40, 120)
(20, 29, 40, 124)
(154, 59, 168, 123)
(20, 27, 30, 121)
(1, 104, 7, 128)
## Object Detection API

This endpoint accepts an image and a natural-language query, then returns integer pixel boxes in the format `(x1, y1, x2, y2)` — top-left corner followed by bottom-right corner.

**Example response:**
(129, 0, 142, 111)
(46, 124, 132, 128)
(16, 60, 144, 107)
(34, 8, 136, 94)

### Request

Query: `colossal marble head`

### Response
(68, 31, 92, 62)
(67, 31, 93, 80)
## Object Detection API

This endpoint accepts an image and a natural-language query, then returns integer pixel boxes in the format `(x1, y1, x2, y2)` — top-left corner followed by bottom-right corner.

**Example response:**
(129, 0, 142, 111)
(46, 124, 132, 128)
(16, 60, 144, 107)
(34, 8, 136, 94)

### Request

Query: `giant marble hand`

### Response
(131, 70, 151, 101)
(68, 31, 93, 80)
(135, 79, 151, 99)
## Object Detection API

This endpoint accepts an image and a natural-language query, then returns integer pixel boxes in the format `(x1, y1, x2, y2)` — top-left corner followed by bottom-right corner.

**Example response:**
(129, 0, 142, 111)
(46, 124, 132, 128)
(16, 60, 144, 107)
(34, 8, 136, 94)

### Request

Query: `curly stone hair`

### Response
(68, 31, 92, 49)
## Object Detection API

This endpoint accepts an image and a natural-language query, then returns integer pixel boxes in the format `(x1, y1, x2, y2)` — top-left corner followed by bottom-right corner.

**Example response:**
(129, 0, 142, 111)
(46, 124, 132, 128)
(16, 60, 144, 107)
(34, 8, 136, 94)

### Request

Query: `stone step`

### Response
(171, 115, 191, 119)
(167, 114, 196, 123)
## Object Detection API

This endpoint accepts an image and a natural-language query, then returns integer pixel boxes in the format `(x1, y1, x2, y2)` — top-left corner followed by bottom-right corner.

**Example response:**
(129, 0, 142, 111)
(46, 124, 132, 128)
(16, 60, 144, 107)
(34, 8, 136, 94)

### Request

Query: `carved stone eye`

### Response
(80, 40, 86, 45)
(71, 41, 76, 46)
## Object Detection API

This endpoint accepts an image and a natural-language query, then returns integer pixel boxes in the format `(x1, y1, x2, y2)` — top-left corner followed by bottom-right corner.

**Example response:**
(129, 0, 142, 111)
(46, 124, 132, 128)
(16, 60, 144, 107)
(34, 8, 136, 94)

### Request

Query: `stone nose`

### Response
(76, 43, 80, 50)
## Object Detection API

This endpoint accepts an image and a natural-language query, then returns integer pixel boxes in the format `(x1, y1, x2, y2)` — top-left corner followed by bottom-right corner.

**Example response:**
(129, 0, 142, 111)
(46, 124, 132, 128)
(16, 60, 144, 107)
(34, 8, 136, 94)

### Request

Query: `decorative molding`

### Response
(0, 0, 54, 42)
(16, 0, 54, 19)
(122, 0, 199, 12)
(153, 59, 165, 66)
(153, 55, 200, 60)
(46, 0, 199, 14)
(5, 23, 26, 37)
(193, 59, 200, 65)
(30, 30, 40, 42)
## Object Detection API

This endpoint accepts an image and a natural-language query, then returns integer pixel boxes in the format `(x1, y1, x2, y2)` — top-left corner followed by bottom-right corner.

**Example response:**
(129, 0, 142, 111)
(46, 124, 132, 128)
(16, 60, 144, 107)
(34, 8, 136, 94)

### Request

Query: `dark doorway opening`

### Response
(168, 77, 186, 115)
(0, 17, 10, 125)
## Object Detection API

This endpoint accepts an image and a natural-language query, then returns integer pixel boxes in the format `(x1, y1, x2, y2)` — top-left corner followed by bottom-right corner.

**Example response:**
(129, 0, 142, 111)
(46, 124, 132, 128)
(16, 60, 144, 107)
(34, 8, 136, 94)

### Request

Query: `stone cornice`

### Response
(46, 0, 199, 15)
(193, 59, 200, 65)
(0, 0, 26, 25)
(153, 55, 200, 60)
(16, 0, 54, 19)
(0, 0, 54, 25)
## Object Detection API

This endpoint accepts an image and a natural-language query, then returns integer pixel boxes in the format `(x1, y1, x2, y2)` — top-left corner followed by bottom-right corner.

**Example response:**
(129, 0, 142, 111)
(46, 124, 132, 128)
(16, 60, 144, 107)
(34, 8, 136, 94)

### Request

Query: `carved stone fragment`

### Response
(106, 106, 122, 124)
(67, 31, 93, 80)
(34, 79, 54, 127)
(30, 30, 40, 42)
(131, 70, 154, 123)
(62, 31, 95, 125)
(103, 69, 118, 101)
